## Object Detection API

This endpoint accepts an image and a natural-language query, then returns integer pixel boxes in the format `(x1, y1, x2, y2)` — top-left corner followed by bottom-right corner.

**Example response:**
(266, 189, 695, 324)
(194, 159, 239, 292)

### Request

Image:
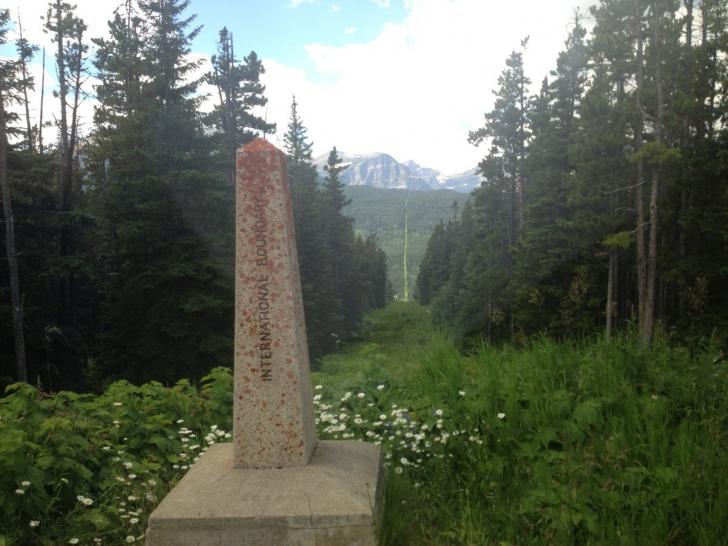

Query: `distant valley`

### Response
(342, 186, 470, 299)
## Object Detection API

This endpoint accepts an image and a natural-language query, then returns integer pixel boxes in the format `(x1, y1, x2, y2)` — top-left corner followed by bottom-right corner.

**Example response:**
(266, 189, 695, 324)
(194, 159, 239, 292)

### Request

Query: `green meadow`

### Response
(2, 303, 727, 545)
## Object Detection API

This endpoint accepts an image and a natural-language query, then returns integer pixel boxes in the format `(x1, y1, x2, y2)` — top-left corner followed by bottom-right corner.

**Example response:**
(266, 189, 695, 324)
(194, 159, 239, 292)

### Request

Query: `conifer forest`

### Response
(418, 1, 727, 349)
(0, 0, 387, 391)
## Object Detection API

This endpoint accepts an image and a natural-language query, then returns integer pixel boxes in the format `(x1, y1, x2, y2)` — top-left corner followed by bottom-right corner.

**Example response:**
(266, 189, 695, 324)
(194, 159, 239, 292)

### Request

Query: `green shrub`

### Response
(312, 304, 728, 545)
(0, 367, 233, 545)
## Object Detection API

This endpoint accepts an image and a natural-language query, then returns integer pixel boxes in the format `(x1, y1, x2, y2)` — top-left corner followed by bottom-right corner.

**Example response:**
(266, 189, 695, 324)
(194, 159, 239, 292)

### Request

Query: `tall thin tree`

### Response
(0, 9, 28, 381)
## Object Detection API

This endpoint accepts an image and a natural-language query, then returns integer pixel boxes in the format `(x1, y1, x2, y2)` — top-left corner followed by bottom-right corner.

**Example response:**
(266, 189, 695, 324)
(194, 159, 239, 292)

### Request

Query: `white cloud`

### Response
(288, 0, 317, 7)
(344, 26, 356, 35)
(8, 0, 594, 174)
(262, 0, 593, 174)
(330, 4, 341, 13)
(370, 0, 391, 7)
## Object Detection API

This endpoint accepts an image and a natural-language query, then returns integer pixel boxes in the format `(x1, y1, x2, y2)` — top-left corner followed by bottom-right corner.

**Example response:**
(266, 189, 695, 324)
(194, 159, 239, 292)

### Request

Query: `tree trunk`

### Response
(633, 0, 648, 342)
(678, 0, 693, 265)
(0, 92, 28, 382)
(54, 0, 71, 212)
(606, 247, 616, 339)
(17, 14, 34, 152)
(39, 47, 45, 154)
(644, 1, 665, 346)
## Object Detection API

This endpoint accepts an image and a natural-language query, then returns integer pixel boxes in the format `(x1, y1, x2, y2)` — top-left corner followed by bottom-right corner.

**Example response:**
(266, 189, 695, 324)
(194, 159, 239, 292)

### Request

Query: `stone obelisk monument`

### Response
(233, 138, 316, 468)
(146, 139, 382, 546)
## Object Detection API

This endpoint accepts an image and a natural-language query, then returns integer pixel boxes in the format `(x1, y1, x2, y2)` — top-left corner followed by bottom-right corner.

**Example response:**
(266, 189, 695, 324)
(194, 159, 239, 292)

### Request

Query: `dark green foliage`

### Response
(98, 173, 232, 385)
(0, 368, 234, 544)
(419, 2, 728, 347)
(89, 0, 234, 386)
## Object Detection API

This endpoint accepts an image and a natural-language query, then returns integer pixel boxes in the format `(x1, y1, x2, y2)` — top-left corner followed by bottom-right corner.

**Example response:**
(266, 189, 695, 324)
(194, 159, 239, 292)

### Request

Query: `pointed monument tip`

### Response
(242, 138, 281, 154)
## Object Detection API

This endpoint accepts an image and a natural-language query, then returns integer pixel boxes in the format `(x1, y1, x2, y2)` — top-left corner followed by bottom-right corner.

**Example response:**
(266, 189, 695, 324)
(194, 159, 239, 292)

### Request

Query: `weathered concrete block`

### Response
(145, 441, 383, 546)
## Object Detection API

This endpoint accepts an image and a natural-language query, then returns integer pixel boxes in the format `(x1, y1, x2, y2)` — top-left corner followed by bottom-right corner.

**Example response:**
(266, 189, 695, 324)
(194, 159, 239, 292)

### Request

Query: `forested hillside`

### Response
(0, 3, 387, 392)
(418, 2, 728, 347)
(343, 186, 469, 298)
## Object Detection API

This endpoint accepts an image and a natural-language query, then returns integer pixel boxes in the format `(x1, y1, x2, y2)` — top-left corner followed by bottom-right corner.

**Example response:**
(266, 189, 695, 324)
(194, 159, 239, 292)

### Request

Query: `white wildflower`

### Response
(377, 384, 385, 390)
(29, 520, 40, 528)
(69, 539, 79, 544)
(126, 536, 136, 543)
(497, 413, 506, 420)
(15, 489, 25, 495)
(434, 409, 443, 417)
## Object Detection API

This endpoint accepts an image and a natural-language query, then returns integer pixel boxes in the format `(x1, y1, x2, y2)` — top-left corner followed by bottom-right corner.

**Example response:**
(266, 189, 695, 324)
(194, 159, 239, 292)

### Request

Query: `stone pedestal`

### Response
(145, 441, 383, 546)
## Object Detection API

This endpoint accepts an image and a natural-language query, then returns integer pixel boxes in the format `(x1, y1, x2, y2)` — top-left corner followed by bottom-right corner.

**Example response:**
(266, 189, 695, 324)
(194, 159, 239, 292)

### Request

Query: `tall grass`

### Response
(315, 303, 728, 545)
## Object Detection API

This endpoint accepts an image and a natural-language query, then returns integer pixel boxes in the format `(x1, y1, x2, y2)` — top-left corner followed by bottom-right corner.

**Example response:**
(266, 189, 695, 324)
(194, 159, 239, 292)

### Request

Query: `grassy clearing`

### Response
(2, 302, 726, 544)
(314, 303, 728, 545)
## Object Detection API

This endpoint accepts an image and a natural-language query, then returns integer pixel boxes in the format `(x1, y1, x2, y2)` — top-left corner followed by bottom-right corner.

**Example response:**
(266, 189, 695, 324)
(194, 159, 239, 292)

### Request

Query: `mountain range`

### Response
(313, 152, 480, 193)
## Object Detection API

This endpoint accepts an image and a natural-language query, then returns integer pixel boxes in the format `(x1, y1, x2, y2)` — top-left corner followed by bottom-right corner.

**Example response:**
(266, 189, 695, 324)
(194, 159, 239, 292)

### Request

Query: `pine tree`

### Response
(207, 29, 274, 183)
(321, 147, 356, 333)
(137, 0, 203, 172)
(14, 12, 36, 152)
(468, 41, 531, 338)
(515, 14, 594, 335)
(0, 9, 29, 382)
(94, 0, 233, 383)
(283, 97, 335, 358)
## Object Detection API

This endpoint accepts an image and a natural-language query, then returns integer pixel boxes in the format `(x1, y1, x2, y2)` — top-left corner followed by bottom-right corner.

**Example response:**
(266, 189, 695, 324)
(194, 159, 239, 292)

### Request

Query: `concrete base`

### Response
(145, 441, 383, 546)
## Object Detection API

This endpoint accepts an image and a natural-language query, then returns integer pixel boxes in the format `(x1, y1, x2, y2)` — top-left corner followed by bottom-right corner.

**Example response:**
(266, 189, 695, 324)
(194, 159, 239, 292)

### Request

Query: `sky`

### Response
(3, 0, 592, 174)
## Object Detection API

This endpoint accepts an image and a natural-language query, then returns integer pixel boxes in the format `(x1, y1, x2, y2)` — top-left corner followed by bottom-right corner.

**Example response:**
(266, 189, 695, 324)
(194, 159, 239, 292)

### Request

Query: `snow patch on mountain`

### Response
(313, 152, 480, 193)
